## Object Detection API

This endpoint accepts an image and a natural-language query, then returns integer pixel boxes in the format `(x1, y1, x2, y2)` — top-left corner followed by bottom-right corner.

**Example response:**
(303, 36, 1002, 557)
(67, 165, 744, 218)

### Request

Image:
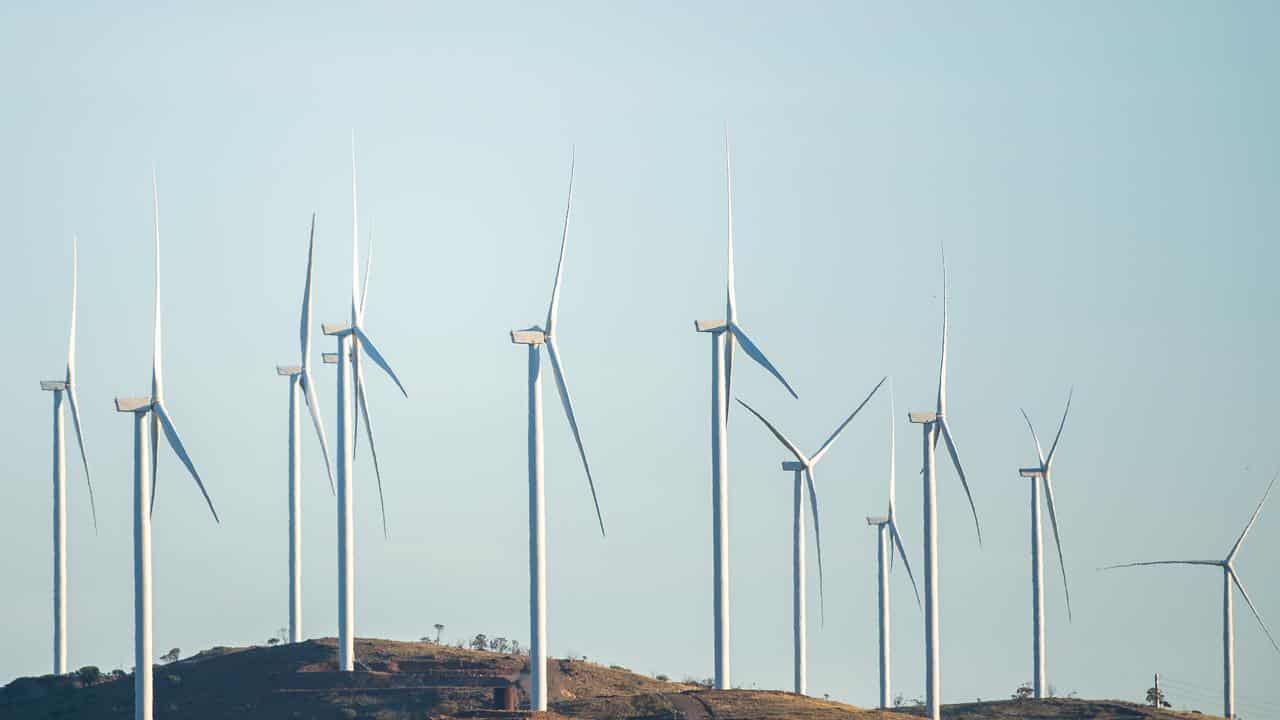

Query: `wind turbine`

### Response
(1103, 474, 1280, 720)
(864, 379, 920, 709)
(40, 235, 98, 676)
(693, 133, 798, 690)
(1017, 391, 1074, 699)
(509, 151, 605, 713)
(275, 214, 335, 644)
(114, 171, 219, 720)
(322, 140, 407, 672)
(737, 376, 886, 696)
(906, 247, 980, 720)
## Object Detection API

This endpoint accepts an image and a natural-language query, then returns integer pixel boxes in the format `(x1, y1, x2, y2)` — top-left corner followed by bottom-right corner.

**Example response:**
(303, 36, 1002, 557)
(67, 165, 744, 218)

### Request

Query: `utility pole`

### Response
(1153, 673, 1160, 708)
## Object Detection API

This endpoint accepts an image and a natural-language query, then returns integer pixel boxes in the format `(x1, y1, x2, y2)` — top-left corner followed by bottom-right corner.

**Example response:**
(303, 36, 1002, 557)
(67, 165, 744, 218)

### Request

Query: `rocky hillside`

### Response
(0, 638, 1222, 720)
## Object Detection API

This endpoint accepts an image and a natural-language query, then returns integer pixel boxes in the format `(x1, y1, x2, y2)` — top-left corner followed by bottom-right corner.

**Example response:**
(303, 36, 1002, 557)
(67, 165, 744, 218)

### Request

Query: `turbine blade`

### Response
(889, 520, 921, 607)
(300, 372, 335, 494)
(65, 236, 97, 531)
(728, 324, 798, 399)
(154, 402, 219, 523)
(65, 384, 98, 532)
(1020, 409, 1046, 466)
(938, 417, 981, 545)
(1045, 388, 1073, 466)
(150, 168, 162, 515)
(545, 149, 574, 336)
(351, 327, 407, 398)
(724, 332, 735, 426)
(1227, 471, 1277, 562)
(67, 235, 78, 378)
(350, 343, 363, 455)
(734, 398, 807, 465)
(805, 466, 825, 625)
(300, 214, 316, 370)
(544, 337, 606, 537)
(1229, 569, 1280, 655)
(151, 168, 163, 404)
(360, 222, 373, 318)
(888, 377, 896, 572)
(1099, 560, 1221, 570)
(1042, 471, 1072, 621)
(936, 240, 948, 417)
(809, 376, 886, 466)
(356, 378, 388, 538)
(723, 130, 737, 423)
(350, 133, 360, 323)
(149, 412, 159, 515)
(724, 127, 736, 327)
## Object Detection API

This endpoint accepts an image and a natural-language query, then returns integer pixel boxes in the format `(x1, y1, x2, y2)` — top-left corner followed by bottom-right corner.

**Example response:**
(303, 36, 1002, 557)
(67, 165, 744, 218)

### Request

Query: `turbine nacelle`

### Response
(276, 365, 302, 377)
(781, 460, 806, 472)
(322, 323, 354, 337)
(694, 319, 728, 334)
(908, 412, 938, 424)
(866, 515, 890, 526)
(1019, 467, 1044, 478)
(510, 328, 547, 346)
(114, 396, 153, 414)
(322, 353, 339, 365)
(41, 381, 68, 392)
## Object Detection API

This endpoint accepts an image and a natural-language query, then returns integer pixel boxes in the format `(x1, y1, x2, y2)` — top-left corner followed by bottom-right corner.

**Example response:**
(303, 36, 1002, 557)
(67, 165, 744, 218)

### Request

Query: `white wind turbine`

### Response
(275, 214, 336, 644)
(864, 379, 920, 709)
(40, 235, 98, 676)
(694, 134, 798, 690)
(1016, 391, 1074, 699)
(906, 247, 981, 720)
(737, 376, 886, 696)
(114, 172, 219, 720)
(1104, 474, 1280, 720)
(509, 152, 605, 713)
(322, 141, 407, 672)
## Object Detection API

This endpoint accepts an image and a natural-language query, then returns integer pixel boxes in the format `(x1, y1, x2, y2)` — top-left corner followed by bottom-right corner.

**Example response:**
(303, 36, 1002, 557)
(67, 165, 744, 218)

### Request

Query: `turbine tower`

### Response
(693, 133, 798, 690)
(114, 171, 219, 720)
(737, 376, 885, 696)
(322, 139, 407, 672)
(907, 247, 981, 720)
(1104, 474, 1280, 720)
(1017, 392, 1074, 699)
(865, 379, 920, 709)
(275, 214, 335, 644)
(508, 151, 605, 712)
(40, 235, 98, 675)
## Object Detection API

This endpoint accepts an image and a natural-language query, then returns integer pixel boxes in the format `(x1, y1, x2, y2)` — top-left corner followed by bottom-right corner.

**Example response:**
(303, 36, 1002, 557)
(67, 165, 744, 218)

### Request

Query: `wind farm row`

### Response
(33, 138, 1278, 720)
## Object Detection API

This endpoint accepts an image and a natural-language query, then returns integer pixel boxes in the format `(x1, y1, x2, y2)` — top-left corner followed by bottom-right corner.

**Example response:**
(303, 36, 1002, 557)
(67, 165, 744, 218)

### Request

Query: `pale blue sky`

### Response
(2, 1, 1279, 715)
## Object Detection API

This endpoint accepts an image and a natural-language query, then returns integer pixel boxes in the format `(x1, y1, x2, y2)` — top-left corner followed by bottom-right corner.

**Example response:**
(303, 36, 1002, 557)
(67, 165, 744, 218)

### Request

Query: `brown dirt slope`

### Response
(0, 640, 1223, 720)
(0, 637, 689, 719)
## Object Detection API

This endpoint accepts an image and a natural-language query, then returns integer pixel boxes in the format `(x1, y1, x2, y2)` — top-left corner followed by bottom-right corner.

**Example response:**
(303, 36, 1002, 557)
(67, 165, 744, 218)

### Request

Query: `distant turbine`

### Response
(865, 379, 920, 709)
(694, 133, 798, 690)
(114, 171, 219, 720)
(40, 235, 98, 675)
(907, 246, 981, 720)
(509, 151, 605, 713)
(322, 139, 407, 672)
(275, 214, 336, 644)
(1103, 474, 1280, 720)
(737, 376, 885, 696)
(1017, 391, 1074, 699)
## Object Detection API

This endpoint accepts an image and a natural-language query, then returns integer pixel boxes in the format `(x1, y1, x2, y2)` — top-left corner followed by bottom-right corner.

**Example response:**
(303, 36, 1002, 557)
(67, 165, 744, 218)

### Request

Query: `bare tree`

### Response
(434, 624, 445, 644)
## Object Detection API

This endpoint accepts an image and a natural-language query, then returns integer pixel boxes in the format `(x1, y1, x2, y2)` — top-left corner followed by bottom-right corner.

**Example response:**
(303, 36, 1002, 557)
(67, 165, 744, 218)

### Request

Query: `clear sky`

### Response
(2, 1, 1279, 715)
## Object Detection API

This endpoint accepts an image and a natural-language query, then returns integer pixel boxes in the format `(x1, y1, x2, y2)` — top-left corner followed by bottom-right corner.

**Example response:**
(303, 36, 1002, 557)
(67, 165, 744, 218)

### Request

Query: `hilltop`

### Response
(0, 638, 1220, 720)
